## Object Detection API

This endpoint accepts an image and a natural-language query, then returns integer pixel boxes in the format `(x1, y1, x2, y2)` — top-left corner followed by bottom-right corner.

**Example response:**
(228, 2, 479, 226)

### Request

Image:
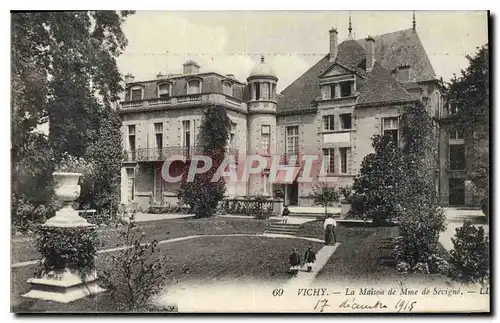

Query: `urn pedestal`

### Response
(340, 201, 351, 219)
(22, 172, 105, 303)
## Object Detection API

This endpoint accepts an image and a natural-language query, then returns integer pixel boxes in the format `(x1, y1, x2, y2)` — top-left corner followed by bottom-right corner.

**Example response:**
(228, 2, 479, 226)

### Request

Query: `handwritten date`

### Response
(313, 298, 417, 312)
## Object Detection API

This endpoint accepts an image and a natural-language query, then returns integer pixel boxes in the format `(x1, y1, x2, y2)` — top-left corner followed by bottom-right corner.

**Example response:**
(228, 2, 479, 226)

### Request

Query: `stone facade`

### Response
(119, 23, 465, 210)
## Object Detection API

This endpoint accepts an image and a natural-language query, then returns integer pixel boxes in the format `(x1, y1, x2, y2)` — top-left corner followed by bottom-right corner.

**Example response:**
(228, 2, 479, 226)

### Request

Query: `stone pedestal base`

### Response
(44, 209, 94, 228)
(340, 202, 351, 219)
(22, 269, 105, 303)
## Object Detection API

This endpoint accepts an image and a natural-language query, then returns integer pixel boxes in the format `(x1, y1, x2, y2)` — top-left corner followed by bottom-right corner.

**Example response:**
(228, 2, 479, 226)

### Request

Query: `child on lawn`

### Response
(303, 245, 316, 272)
(289, 247, 301, 277)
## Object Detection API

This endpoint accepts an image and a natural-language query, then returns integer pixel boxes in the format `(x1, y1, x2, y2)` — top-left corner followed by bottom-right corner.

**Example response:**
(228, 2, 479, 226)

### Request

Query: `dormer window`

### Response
(187, 79, 202, 95)
(321, 79, 355, 100)
(130, 86, 144, 101)
(222, 81, 233, 96)
(340, 81, 353, 97)
(393, 66, 411, 82)
(157, 82, 172, 98)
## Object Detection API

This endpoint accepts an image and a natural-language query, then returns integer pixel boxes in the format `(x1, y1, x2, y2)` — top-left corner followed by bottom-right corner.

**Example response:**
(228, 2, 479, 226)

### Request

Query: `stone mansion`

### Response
(119, 17, 477, 210)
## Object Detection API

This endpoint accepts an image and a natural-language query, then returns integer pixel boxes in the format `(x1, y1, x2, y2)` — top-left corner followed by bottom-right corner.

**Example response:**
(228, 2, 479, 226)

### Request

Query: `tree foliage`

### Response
(395, 102, 446, 271)
(177, 106, 231, 218)
(349, 135, 404, 224)
(11, 11, 133, 229)
(309, 182, 340, 217)
(449, 220, 489, 284)
(442, 44, 489, 207)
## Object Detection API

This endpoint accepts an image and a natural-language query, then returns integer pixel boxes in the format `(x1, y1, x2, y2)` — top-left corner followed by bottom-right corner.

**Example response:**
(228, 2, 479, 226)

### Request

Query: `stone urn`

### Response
(44, 172, 93, 228)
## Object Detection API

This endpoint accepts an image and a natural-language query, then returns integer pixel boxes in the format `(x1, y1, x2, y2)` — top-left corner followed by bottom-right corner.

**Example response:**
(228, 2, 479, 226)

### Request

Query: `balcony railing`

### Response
(280, 152, 301, 166)
(123, 146, 239, 162)
(120, 93, 246, 111)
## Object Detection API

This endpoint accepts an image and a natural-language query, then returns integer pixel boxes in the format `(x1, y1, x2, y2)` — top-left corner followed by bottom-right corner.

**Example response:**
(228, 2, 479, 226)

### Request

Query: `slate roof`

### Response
(124, 72, 246, 102)
(356, 29, 436, 82)
(278, 28, 435, 113)
(356, 62, 416, 106)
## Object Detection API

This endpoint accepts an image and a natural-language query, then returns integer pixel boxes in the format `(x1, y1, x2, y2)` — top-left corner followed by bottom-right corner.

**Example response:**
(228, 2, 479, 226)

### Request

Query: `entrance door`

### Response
(289, 181, 299, 206)
(449, 178, 465, 206)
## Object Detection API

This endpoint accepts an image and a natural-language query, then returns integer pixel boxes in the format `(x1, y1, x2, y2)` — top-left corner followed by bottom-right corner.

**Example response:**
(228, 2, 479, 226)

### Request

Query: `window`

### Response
(340, 81, 352, 97)
(261, 125, 271, 153)
(182, 120, 191, 151)
(154, 122, 163, 152)
(382, 117, 399, 146)
(286, 126, 299, 155)
(262, 83, 270, 100)
(223, 82, 232, 96)
(187, 79, 201, 94)
(126, 168, 135, 201)
(449, 145, 466, 170)
(323, 115, 335, 131)
(322, 86, 330, 100)
(229, 122, 237, 148)
(322, 148, 335, 173)
(449, 129, 464, 140)
(130, 87, 143, 101)
(340, 147, 350, 174)
(255, 83, 261, 100)
(128, 125, 136, 156)
(158, 83, 171, 98)
(396, 66, 411, 82)
(340, 114, 352, 130)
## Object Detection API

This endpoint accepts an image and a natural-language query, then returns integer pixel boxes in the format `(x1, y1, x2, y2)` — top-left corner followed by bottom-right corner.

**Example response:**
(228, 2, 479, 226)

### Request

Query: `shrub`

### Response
(449, 220, 489, 284)
(34, 226, 99, 278)
(99, 213, 173, 311)
(428, 254, 451, 276)
(396, 200, 446, 267)
(13, 194, 63, 234)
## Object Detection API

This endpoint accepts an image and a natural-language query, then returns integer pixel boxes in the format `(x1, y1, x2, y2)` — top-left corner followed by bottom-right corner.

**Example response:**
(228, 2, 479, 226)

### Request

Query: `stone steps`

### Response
(265, 222, 301, 236)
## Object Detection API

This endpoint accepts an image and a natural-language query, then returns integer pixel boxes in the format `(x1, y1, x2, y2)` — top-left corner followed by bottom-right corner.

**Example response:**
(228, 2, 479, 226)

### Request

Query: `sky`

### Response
(117, 11, 489, 92)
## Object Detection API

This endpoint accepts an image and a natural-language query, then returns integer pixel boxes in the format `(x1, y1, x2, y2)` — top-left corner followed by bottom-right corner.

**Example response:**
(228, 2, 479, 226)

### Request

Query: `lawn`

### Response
(11, 217, 269, 264)
(12, 236, 322, 313)
(306, 220, 452, 285)
(12, 218, 453, 312)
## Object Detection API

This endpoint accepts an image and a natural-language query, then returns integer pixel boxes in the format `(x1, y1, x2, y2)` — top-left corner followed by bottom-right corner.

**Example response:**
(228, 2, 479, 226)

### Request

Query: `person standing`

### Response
(304, 245, 316, 272)
(323, 214, 337, 245)
(282, 205, 290, 224)
(288, 247, 301, 277)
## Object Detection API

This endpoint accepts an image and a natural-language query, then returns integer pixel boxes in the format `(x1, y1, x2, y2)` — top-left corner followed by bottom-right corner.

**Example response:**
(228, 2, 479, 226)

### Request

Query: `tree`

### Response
(79, 106, 124, 222)
(442, 44, 489, 211)
(309, 182, 340, 217)
(349, 135, 404, 224)
(177, 106, 231, 218)
(11, 11, 134, 227)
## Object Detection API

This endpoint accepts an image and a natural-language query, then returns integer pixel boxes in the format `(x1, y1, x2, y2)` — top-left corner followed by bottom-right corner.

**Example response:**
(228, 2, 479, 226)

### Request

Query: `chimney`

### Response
(365, 35, 375, 71)
(156, 72, 166, 79)
(124, 73, 135, 83)
(329, 28, 338, 62)
(183, 60, 200, 74)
